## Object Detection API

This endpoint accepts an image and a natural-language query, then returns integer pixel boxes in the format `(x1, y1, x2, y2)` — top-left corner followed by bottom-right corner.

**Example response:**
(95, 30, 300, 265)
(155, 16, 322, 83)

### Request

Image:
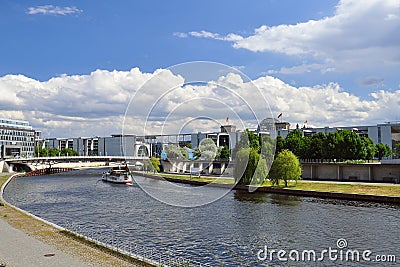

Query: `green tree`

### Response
(393, 142, 400, 159)
(234, 148, 267, 185)
(150, 157, 161, 172)
(284, 129, 309, 158)
(361, 137, 376, 160)
(232, 130, 260, 157)
(165, 144, 187, 159)
(376, 143, 392, 160)
(60, 148, 78, 156)
(198, 138, 217, 160)
(309, 132, 327, 159)
(269, 149, 302, 187)
(275, 135, 285, 156)
(219, 145, 231, 160)
(324, 130, 364, 160)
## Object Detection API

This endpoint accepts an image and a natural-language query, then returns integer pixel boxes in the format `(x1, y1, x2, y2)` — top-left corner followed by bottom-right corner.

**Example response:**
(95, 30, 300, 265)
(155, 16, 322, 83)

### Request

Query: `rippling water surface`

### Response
(4, 169, 400, 266)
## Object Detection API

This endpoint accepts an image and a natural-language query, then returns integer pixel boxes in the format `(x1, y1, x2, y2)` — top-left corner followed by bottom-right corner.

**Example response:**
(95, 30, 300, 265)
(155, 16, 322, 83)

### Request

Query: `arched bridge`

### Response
(3, 156, 149, 173)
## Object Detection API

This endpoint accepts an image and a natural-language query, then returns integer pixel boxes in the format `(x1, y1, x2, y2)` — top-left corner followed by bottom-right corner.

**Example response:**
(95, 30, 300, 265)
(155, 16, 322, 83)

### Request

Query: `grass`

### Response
(151, 172, 400, 197)
(283, 181, 400, 197)
(152, 172, 235, 184)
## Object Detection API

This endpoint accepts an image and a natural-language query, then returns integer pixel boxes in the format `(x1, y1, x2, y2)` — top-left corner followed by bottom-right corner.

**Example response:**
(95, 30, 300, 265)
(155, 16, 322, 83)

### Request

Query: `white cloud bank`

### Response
(178, 0, 400, 73)
(27, 5, 82, 16)
(1, 68, 399, 138)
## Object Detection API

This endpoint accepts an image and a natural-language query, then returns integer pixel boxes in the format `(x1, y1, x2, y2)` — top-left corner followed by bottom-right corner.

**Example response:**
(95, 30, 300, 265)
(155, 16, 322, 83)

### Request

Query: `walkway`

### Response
(0, 218, 88, 267)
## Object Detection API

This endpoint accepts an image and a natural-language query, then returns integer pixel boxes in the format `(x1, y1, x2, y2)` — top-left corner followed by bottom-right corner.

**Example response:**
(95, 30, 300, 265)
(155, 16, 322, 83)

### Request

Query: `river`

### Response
(4, 169, 400, 266)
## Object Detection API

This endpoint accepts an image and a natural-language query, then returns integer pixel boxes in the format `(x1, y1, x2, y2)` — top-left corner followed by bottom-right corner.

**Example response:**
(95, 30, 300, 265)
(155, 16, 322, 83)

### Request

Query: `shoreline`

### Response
(134, 172, 400, 204)
(0, 174, 154, 267)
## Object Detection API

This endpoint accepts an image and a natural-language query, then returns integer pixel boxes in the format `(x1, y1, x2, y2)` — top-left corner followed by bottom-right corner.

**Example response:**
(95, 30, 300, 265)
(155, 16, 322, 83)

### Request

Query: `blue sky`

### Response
(2, 1, 337, 81)
(0, 0, 399, 137)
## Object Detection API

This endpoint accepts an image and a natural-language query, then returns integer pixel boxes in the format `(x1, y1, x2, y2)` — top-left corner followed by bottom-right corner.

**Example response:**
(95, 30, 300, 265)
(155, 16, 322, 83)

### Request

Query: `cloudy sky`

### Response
(0, 0, 399, 138)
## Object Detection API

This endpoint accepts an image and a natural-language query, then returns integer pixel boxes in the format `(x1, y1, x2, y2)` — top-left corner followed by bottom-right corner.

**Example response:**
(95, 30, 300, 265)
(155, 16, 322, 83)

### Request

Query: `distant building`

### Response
(45, 134, 151, 157)
(0, 118, 35, 158)
(274, 121, 400, 151)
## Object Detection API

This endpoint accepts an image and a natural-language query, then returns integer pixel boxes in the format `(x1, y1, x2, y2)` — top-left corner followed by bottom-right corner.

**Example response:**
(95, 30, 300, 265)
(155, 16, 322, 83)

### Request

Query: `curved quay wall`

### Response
(0, 174, 164, 267)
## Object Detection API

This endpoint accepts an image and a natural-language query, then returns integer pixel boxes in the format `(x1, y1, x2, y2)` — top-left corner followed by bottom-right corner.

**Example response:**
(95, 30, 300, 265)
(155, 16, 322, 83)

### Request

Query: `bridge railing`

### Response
(6, 156, 149, 162)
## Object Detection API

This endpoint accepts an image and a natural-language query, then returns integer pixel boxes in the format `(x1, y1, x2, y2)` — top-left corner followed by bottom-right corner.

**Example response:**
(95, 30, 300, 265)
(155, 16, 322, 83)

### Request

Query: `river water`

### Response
(4, 169, 400, 266)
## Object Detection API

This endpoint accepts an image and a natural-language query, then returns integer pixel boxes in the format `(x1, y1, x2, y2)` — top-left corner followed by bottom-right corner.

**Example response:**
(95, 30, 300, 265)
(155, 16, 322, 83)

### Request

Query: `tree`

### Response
(393, 142, 400, 159)
(325, 130, 364, 160)
(361, 137, 376, 160)
(309, 132, 327, 159)
(284, 129, 309, 158)
(232, 130, 260, 157)
(234, 148, 267, 185)
(165, 144, 187, 160)
(269, 149, 302, 187)
(198, 138, 217, 160)
(260, 135, 275, 160)
(219, 145, 231, 160)
(150, 157, 161, 172)
(60, 148, 78, 156)
(275, 135, 285, 156)
(376, 143, 392, 160)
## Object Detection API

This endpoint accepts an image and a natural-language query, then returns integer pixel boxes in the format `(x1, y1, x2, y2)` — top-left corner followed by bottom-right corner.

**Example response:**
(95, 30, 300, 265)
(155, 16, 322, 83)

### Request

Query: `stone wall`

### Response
(302, 163, 400, 183)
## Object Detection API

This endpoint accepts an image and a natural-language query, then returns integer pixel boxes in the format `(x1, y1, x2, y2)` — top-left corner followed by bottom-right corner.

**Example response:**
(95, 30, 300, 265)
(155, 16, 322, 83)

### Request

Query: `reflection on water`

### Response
(4, 169, 400, 266)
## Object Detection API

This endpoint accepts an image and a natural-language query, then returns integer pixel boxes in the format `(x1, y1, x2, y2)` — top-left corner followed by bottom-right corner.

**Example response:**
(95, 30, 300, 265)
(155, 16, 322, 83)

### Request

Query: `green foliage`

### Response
(361, 137, 376, 160)
(198, 138, 217, 160)
(233, 148, 268, 185)
(185, 143, 192, 149)
(34, 147, 78, 157)
(60, 148, 79, 156)
(260, 135, 275, 161)
(284, 129, 309, 158)
(233, 130, 260, 154)
(275, 135, 285, 155)
(150, 157, 161, 172)
(394, 142, 400, 159)
(269, 149, 302, 187)
(219, 145, 231, 160)
(164, 144, 188, 160)
(280, 129, 379, 161)
(376, 143, 392, 160)
(309, 132, 327, 159)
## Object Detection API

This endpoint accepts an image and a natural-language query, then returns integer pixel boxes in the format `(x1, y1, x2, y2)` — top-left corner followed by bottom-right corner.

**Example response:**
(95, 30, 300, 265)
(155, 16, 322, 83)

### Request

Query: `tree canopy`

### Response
(269, 149, 302, 187)
(233, 147, 268, 185)
(280, 129, 380, 161)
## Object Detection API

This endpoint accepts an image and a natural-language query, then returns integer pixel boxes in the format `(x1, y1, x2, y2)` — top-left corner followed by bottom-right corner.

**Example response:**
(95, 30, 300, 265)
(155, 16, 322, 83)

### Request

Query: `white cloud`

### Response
(173, 32, 188, 38)
(187, 30, 243, 42)
(1, 68, 400, 138)
(183, 0, 400, 73)
(27, 5, 82, 16)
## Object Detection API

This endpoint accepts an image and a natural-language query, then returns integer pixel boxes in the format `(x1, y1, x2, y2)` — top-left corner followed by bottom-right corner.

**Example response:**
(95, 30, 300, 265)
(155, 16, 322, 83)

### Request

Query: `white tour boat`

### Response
(102, 166, 134, 185)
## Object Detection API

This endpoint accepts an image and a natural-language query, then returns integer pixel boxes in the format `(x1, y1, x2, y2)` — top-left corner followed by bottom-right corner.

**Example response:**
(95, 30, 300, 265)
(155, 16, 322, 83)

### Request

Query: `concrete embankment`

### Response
(134, 172, 400, 204)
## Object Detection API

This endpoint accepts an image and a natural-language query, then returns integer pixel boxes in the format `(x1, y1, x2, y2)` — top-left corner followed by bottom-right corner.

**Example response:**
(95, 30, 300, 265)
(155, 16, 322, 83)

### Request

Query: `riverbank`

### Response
(0, 174, 151, 267)
(137, 172, 400, 204)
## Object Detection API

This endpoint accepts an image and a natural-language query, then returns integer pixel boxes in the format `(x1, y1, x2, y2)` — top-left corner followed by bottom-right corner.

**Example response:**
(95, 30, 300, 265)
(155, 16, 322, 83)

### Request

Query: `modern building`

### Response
(45, 134, 151, 157)
(298, 121, 400, 150)
(0, 118, 35, 158)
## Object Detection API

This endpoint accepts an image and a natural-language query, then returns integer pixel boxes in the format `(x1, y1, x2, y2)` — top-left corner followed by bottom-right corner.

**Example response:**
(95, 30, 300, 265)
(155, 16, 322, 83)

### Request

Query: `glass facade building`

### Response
(0, 118, 35, 158)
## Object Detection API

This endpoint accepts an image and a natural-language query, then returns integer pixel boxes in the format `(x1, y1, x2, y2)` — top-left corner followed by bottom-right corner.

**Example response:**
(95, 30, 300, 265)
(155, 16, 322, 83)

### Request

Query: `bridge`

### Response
(1, 156, 149, 173)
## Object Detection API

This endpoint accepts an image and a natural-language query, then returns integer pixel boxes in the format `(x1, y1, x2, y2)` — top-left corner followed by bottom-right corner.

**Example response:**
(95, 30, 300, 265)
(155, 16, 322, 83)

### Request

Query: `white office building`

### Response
(0, 118, 35, 158)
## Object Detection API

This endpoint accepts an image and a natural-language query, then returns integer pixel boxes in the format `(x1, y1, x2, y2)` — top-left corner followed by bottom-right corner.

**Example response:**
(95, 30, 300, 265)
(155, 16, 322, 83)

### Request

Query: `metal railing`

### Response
(63, 221, 210, 267)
